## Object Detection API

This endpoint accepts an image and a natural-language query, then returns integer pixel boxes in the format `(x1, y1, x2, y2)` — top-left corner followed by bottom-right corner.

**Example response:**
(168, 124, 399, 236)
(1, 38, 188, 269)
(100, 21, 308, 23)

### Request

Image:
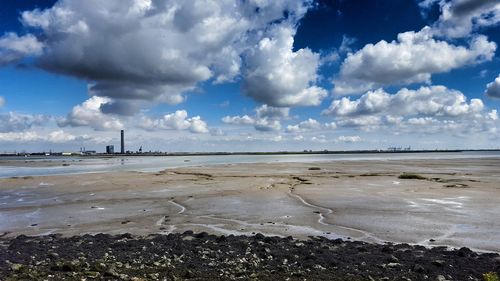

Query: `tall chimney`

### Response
(120, 130, 125, 154)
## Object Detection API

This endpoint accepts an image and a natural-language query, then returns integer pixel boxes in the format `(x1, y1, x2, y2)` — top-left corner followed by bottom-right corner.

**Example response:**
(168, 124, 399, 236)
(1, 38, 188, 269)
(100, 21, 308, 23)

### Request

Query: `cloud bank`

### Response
(333, 27, 496, 94)
(4, 0, 318, 114)
(0, 112, 48, 133)
(139, 110, 209, 134)
(324, 86, 498, 135)
(222, 104, 289, 132)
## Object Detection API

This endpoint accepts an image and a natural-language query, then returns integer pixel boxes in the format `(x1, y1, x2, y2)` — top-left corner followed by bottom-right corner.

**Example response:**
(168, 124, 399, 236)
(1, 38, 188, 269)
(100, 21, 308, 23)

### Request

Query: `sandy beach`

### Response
(1, 157, 499, 253)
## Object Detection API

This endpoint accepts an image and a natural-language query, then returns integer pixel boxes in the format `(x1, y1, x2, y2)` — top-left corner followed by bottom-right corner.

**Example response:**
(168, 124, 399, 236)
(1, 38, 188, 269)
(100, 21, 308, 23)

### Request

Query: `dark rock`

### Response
(194, 232, 208, 238)
(432, 259, 445, 267)
(388, 255, 399, 263)
(357, 246, 368, 252)
(1, 232, 498, 281)
(254, 233, 265, 240)
(104, 268, 120, 278)
(457, 247, 472, 257)
(413, 264, 425, 273)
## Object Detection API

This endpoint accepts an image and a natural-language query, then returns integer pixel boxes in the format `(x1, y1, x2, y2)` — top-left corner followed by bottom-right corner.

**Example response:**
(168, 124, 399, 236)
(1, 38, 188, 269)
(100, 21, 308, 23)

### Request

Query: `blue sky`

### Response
(0, 0, 499, 152)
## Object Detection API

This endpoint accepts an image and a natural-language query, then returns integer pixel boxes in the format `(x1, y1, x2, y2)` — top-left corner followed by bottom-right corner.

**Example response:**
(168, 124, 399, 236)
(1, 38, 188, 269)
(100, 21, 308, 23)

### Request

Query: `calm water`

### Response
(1, 151, 499, 178)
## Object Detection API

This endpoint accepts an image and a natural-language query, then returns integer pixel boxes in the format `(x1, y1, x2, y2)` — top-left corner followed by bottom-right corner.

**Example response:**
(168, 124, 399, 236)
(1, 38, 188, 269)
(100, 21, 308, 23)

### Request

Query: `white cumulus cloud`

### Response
(336, 136, 361, 143)
(0, 131, 40, 142)
(222, 104, 288, 132)
(47, 130, 77, 143)
(485, 74, 500, 98)
(0, 130, 92, 143)
(324, 85, 498, 135)
(58, 96, 124, 131)
(139, 110, 209, 134)
(325, 86, 485, 117)
(333, 27, 496, 94)
(222, 115, 255, 126)
(242, 24, 327, 107)
(4, 0, 314, 113)
(427, 0, 500, 38)
(0, 112, 48, 132)
(0, 33, 44, 65)
(286, 118, 321, 133)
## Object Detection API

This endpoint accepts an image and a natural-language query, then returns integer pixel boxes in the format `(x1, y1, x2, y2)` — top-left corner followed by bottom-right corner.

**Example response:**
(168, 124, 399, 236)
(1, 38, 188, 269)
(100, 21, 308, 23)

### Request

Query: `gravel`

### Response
(1, 232, 499, 280)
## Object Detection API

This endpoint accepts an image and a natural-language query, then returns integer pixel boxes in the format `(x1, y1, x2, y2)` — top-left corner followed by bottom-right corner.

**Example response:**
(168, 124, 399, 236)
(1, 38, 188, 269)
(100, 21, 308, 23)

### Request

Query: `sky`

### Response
(0, 0, 500, 153)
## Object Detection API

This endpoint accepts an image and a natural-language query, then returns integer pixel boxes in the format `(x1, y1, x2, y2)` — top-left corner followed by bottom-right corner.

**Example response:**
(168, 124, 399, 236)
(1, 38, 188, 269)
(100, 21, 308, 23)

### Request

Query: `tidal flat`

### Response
(1, 158, 500, 279)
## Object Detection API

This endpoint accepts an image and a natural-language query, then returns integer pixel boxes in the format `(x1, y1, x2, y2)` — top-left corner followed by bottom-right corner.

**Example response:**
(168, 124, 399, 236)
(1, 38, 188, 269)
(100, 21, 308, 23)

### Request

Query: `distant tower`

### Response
(120, 130, 125, 154)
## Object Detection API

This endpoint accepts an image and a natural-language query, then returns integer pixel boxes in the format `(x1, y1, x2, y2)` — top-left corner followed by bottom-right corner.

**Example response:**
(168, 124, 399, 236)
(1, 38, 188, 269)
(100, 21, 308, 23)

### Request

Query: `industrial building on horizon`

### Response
(106, 145, 114, 154)
(104, 130, 125, 154)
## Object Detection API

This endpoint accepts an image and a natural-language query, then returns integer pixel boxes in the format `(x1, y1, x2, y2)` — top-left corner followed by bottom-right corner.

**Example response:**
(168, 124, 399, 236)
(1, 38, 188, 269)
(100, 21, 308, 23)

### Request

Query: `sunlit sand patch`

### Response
(151, 188, 171, 193)
(405, 199, 420, 208)
(420, 197, 467, 208)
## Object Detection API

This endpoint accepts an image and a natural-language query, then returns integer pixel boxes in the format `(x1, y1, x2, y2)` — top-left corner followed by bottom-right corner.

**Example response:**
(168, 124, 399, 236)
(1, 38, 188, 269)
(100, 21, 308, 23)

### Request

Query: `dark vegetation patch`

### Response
(398, 173, 428, 180)
(9, 176, 34, 180)
(359, 173, 381, 177)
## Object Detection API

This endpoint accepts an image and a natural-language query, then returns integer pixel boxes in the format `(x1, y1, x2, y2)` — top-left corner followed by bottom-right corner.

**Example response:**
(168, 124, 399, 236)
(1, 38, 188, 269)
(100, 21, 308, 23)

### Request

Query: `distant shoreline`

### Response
(2, 148, 500, 158)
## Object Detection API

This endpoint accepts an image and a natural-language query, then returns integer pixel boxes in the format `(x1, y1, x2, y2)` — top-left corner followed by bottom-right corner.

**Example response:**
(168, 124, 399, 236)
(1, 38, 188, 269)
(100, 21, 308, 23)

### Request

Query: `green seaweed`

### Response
(483, 272, 499, 281)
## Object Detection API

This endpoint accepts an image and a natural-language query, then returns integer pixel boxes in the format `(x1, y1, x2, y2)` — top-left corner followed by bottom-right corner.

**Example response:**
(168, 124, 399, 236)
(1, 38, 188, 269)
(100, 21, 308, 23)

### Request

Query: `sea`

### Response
(1, 151, 499, 178)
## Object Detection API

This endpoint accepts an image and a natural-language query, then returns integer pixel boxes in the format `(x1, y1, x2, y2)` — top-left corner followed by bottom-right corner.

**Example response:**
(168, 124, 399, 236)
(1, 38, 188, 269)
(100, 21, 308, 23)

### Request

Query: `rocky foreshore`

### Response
(1, 232, 499, 281)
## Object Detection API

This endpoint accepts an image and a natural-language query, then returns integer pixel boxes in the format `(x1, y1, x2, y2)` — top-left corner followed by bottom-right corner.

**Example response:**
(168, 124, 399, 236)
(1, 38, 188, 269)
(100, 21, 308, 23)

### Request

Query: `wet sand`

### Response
(1, 158, 500, 252)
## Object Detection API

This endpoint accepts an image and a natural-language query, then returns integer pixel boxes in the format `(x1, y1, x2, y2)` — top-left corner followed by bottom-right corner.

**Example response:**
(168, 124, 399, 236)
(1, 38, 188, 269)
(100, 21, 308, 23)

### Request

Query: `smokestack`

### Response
(120, 130, 124, 154)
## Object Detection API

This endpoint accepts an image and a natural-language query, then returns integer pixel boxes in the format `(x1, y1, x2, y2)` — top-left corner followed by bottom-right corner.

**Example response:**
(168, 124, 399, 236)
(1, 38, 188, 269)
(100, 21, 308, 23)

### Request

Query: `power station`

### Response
(106, 145, 114, 154)
(105, 130, 125, 154)
(120, 130, 125, 154)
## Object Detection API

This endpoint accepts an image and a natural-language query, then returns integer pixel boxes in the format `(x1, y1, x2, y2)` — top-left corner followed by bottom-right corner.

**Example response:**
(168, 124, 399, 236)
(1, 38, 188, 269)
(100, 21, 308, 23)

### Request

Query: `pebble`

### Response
(387, 263, 401, 268)
(432, 260, 445, 267)
(1, 233, 498, 280)
(10, 263, 23, 272)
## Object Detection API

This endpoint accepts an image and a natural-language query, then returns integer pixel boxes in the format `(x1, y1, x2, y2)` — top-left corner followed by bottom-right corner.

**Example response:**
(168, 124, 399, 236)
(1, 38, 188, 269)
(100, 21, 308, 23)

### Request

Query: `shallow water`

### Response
(1, 151, 499, 178)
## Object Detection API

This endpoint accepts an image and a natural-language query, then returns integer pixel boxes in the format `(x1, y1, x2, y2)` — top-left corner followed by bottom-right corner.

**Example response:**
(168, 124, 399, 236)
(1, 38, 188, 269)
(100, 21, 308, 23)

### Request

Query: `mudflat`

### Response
(1, 157, 499, 253)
